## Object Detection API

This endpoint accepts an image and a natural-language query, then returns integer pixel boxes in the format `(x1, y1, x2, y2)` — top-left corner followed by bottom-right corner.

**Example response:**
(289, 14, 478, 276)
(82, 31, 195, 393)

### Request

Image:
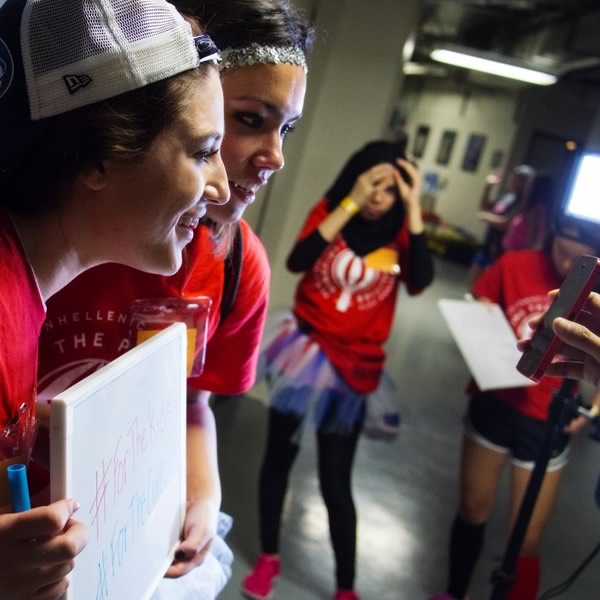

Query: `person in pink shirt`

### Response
(502, 174, 553, 253)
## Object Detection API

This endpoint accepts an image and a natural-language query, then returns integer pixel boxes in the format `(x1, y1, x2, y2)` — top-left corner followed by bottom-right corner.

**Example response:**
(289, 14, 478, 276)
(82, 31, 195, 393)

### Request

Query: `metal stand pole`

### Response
(489, 378, 579, 600)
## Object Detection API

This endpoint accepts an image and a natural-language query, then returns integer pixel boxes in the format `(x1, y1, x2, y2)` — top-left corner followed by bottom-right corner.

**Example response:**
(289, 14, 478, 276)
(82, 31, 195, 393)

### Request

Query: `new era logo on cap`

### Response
(0, 37, 14, 100)
(63, 74, 92, 95)
(2, 0, 202, 122)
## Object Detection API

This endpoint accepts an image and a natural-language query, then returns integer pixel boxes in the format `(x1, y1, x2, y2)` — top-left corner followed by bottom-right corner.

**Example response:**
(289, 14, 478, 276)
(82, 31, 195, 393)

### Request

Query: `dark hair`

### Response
(177, 0, 314, 55)
(325, 140, 409, 257)
(2, 17, 215, 215)
(527, 173, 554, 209)
(326, 140, 408, 208)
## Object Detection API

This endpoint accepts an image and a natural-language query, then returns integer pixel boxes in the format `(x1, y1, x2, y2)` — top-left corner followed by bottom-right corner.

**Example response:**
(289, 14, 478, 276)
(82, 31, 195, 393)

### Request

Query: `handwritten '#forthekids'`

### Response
(89, 395, 174, 542)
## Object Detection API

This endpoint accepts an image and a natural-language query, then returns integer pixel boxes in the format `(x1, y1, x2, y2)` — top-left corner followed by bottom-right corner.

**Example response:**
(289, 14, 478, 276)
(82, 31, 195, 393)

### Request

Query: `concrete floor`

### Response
(213, 257, 600, 600)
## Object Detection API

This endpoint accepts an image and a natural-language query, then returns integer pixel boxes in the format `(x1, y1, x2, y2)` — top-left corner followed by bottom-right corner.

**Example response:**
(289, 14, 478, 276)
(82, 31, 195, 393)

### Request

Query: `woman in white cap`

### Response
(0, 1, 228, 598)
(33, 0, 313, 598)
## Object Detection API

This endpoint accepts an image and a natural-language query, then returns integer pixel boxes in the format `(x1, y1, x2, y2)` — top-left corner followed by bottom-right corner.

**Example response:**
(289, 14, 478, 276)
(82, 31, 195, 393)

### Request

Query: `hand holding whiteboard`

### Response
(50, 324, 187, 600)
(438, 299, 535, 391)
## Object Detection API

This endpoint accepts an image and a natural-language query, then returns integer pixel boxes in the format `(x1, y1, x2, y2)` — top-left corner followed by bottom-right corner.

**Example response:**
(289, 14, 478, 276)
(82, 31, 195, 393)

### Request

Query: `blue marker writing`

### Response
(7, 464, 31, 512)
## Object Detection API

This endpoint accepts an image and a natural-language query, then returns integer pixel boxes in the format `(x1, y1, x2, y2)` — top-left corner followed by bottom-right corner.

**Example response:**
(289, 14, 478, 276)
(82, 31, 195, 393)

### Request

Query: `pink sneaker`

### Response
(335, 590, 360, 600)
(242, 554, 281, 600)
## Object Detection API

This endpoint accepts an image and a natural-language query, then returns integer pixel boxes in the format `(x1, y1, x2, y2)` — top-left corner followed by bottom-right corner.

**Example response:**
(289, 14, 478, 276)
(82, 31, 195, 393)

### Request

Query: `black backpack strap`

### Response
(220, 223, 244, 326)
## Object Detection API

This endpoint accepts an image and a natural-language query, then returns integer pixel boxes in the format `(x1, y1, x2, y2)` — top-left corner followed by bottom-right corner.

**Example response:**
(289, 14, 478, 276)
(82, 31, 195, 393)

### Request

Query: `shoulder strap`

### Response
(220, 223, 244, 326)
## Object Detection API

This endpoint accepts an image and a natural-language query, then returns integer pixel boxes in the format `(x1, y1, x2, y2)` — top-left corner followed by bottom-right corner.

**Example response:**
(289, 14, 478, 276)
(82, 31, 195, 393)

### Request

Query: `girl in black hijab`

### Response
(243, 141, 434, 600)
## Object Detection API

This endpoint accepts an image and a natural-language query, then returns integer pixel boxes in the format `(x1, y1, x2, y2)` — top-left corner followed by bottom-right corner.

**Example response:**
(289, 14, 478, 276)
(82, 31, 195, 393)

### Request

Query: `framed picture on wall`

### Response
(412, 125, 430, 159)
(462, 133, 487, 172)
(388, 107, 405, 135)
(436, 130, 457, 166)
(490, 149, 504, 169)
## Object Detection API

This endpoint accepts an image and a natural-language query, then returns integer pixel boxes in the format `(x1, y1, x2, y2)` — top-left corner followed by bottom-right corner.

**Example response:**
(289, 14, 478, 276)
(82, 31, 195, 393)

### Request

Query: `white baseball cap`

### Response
(0, 0, 218, 177)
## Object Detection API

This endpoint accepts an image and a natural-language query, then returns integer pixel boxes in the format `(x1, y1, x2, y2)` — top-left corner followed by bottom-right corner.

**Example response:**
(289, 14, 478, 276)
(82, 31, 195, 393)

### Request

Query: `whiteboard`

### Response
(50, 323, 187, 600)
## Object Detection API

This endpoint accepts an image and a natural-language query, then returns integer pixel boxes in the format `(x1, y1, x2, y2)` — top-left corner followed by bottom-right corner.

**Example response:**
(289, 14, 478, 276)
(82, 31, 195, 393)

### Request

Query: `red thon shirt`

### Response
(0, 213, 45, 459)
(38, 220, 270, 400)
(472, 250, 565, 421)
(293, 198, 418, 394)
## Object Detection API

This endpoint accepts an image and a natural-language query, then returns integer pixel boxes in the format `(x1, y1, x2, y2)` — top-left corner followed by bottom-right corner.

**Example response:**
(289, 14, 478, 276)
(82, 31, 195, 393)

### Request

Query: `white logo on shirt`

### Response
(314, 242, 395, 312)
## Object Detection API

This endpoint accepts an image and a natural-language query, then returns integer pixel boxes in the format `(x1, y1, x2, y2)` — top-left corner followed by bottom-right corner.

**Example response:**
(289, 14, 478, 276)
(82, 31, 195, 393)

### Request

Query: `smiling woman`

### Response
(88, 71, 228, 275)
(2, 21, 228, 285)
(211, 55, 307, 226)
(214, 62, 306, 223)
(0, 1, 228, 599)
(33, 1, 314, 599)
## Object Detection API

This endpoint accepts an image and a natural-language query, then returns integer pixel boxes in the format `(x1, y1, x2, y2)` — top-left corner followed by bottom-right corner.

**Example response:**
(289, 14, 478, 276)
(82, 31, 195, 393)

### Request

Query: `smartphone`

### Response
(516, 254, 600, 382)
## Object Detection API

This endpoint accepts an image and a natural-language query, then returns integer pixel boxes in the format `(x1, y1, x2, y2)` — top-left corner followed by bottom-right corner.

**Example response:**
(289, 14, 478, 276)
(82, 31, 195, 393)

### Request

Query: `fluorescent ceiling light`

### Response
(403, 61, 447, 77)
(403, 62, 429, 75)
(430, 47, 557, 86)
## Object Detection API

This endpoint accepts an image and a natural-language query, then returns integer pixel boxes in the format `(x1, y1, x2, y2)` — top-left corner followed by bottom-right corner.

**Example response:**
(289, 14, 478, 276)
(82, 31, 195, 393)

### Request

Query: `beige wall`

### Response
(399, 79, 517, 239)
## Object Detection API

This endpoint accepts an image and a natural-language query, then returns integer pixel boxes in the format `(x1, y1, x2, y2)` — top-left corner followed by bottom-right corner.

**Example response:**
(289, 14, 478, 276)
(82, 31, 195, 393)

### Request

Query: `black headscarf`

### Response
(325, 140, 409, 256)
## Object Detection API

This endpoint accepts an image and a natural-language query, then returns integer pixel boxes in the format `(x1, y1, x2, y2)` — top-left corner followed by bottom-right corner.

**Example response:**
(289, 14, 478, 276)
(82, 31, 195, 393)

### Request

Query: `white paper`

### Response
(438, 299, 535, 390)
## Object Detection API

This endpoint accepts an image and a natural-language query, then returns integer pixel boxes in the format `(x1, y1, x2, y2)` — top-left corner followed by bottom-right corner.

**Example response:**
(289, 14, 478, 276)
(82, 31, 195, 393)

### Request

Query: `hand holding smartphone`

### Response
(517, 254, 600, 382)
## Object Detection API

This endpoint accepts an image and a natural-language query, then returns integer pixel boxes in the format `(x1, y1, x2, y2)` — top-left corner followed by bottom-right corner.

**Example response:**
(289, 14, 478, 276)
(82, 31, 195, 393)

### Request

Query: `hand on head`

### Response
(0, 498, 88, 600)
(394, 158, 422, 210)
(518, 291, 600, 389)
(349, 163, 398, 208)
(349, 159, 421, 207)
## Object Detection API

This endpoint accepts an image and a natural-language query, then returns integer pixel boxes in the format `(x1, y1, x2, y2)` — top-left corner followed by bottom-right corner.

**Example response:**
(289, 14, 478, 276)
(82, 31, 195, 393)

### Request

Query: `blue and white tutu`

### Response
(257, 312, 401, 439)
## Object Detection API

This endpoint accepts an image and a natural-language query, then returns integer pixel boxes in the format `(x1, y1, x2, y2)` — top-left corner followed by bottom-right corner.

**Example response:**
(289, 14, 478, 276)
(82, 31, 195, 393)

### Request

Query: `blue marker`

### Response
(7, 464, 31, 512)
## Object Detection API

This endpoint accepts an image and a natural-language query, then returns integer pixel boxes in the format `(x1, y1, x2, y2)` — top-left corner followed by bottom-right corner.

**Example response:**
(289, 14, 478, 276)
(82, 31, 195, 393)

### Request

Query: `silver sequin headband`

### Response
(219, 44, 307, 73)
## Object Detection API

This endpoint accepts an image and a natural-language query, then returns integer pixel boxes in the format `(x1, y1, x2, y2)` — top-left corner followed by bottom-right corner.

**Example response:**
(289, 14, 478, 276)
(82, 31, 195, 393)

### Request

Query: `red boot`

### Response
(507, 556, 540, 600)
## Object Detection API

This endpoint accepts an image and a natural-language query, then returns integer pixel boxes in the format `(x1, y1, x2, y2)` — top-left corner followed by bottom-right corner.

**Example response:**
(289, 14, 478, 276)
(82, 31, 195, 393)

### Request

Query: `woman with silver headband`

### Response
(35, 1, 314, 599)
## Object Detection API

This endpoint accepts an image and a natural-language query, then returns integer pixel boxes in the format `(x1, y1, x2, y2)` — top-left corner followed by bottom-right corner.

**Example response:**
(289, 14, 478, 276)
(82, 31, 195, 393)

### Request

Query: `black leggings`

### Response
(258, 408, 362, 589)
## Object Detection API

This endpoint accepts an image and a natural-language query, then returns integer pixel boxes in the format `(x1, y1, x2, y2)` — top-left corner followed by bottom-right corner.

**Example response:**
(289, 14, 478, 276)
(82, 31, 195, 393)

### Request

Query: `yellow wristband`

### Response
(340, 196, 359, 216)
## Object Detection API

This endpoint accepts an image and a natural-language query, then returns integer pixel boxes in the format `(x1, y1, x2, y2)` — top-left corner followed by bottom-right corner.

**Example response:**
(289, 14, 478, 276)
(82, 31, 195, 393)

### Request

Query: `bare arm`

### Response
(564, 390, 600, 434)
(476, 210, 510, 229)
(165, 389, 221, 577)
(478, 172, 501, 210)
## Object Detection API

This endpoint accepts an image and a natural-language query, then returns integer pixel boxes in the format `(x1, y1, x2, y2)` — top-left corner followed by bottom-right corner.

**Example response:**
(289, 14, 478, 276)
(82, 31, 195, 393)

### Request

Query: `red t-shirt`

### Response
(471, 250, 564, 420)
(38, 220, 269, 399)
(0, 212, 45, 458)
(293, 198, 416, 394)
